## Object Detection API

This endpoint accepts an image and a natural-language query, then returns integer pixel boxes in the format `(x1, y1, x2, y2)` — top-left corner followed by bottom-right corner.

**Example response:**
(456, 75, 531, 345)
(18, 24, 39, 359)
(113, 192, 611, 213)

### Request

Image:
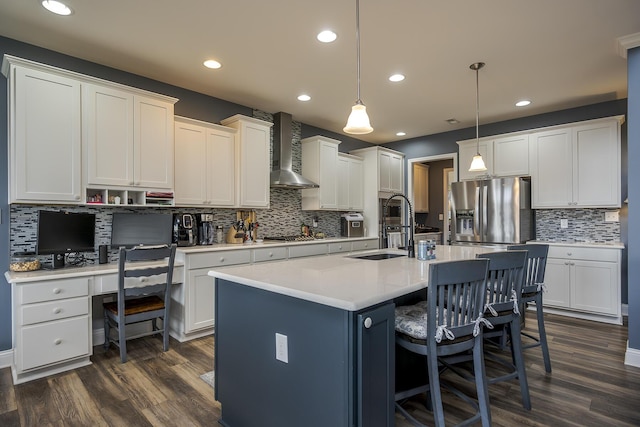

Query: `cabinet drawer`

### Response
(288, 244, 328, 259)
(352, 240, 377, 251)
(21, 296, 89, 326)
(20, 277, 89, 304)
(93, 266, 184, 294)
(548, 246, 619, 262)
(328, 242, 352, 254)
(19, 316, 90, 371)
(253, 247, 288, 263)
(189, 250, 251, 269)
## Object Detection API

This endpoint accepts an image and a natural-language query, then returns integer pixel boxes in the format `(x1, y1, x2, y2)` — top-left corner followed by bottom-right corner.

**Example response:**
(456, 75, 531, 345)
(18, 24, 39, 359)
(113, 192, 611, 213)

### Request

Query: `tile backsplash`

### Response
(534, 208, 621, 242)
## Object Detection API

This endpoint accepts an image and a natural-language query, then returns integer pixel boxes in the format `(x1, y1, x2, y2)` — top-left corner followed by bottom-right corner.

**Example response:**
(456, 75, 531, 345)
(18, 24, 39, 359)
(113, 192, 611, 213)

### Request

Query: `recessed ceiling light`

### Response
(317, 30, 337, 43)
(446, 118, 460, 125)
(389, 74, 405, 82)
(203, 59, 222, 69)
(297, 94, 311, 102)
(41, 0, 73, 15)
(515, 100, 531, 107)
(396, 132, 406, 136)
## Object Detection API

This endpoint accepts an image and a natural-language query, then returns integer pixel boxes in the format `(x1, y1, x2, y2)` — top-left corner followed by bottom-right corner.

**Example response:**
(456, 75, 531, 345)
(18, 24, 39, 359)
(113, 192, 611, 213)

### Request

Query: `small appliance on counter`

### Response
(340, 213, 365, 238)
(173, 213, 198, 246)
(197, 213, 215, 245)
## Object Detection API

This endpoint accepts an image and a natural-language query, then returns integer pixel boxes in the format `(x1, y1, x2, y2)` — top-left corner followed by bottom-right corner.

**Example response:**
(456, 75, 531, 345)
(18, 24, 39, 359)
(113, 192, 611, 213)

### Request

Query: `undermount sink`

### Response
(351, 253, 406, 261)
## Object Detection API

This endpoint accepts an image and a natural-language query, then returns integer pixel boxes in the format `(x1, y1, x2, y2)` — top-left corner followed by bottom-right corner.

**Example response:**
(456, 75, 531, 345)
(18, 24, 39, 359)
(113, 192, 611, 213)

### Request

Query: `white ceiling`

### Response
(1, 0, 639, 144)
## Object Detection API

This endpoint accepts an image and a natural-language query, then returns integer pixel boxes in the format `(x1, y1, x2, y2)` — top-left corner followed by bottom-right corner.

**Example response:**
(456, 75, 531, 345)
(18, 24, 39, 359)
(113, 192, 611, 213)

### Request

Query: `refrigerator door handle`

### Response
(482, 183, 488, 240)
(474, 186, 481, 240)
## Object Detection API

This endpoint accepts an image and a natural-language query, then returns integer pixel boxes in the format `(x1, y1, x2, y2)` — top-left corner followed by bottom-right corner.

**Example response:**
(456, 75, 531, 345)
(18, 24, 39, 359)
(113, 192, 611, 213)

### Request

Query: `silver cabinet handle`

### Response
(54, 308, 62, 314)
(53, 288, 61, 294)
(220, 257, 225, 262)
(364, 317, 372, 329)
(54, 339, 62, 345)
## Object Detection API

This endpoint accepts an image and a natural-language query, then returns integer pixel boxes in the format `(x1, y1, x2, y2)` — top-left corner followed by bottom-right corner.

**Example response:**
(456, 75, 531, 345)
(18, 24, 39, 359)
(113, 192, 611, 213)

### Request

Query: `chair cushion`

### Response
(104, 296, 165, 316)
(395, 301, 432, 340)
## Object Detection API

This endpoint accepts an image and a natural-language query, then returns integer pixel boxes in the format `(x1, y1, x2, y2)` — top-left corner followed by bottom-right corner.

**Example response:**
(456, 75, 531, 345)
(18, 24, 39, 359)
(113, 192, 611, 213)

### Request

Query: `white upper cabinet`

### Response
(458, 139, 493, 181)
(458, 134, 528, 180)
(221, 115, 273, 208)
(4, 57, 82, 203)
(379, 150, 404, 193)
(301, 136, 340, 210)
(174, 117, 236, 206)
(337, 153, 364, 211)
(413, 163, 429, 213)
(530, 116, 623, 208)
(84, 84, 176, 190)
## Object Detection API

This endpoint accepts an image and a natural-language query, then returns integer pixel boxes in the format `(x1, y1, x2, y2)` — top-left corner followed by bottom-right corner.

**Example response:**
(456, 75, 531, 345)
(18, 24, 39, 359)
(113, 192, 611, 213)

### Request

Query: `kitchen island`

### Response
(208, 245, 495, 427)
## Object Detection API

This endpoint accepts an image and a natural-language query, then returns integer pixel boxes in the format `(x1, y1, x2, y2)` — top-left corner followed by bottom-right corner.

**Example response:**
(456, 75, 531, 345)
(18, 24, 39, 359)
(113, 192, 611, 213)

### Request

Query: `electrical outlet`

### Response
(560, 219, 568, 229)
(275, 333, 288, 363)
(438, 213, 444, 221)
(604, 211, 619, 222)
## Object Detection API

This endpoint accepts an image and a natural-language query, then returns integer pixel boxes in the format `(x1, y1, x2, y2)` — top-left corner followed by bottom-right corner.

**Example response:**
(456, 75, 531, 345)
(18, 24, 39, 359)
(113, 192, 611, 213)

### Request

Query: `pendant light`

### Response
(344, 0, 373, 134)
(468, 62, 487, 172)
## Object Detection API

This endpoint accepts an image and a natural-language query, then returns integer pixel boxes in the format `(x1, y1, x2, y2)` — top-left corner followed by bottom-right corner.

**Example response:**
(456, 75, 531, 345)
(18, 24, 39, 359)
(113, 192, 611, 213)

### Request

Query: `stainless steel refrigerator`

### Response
(450, 177, 534, 245)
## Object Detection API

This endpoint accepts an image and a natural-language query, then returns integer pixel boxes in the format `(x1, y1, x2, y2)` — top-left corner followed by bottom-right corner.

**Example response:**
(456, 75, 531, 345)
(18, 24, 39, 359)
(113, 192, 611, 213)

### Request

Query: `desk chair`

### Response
(476, 250, 531, 410)
(395, 258, 492, 427)
(103, 244, 177, 363)
(507, 244, 551, 373)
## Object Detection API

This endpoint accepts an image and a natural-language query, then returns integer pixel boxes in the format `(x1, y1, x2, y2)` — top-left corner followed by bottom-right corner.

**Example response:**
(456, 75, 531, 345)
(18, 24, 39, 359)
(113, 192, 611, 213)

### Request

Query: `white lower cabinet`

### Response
(541, 244, 621, 324)
(185, 268, 217, 333)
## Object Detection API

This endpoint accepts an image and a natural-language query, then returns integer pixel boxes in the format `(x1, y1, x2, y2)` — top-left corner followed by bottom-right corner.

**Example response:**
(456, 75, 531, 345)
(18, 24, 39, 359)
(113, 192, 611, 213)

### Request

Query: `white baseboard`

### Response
(94, 322, 158, 346)
(622, 303, 629, 317)
(625, 341, 640, 367)
(0, 349, 13, 369)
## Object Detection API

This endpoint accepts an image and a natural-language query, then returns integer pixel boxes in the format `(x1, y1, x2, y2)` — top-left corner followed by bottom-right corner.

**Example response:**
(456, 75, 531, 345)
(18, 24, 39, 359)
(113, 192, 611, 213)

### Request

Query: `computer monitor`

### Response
(110, 213, 173, 249)
(36, 210, 96, 268)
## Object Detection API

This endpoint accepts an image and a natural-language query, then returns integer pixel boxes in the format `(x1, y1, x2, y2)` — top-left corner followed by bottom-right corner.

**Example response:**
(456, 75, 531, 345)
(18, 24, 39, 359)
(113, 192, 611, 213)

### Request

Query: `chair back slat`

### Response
(508, 244, 549, 294)
(477, 250, 527, 316)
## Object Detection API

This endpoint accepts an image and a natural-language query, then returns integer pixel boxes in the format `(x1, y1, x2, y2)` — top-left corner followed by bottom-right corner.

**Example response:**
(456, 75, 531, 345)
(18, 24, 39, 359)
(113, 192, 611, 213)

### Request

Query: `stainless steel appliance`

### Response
(197, 213, 215, 245)
(340, 213, 365, 238)
(450, 177, 533, 245)
(173, 213, 197, 246)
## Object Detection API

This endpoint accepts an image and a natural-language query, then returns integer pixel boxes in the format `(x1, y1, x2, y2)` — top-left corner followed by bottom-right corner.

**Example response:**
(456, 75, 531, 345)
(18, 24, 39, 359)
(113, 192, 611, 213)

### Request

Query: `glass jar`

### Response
(10, 252, 41, 272)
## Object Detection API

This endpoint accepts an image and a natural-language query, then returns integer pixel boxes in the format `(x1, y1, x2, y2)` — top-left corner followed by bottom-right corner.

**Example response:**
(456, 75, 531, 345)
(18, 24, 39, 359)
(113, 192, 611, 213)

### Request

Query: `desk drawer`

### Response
(188, 250, 251, 269)
(93, 266, 184, 294)
(19, 316, 90, 371)
(21, 297, 89, 326)
(20, 278, 89, 304)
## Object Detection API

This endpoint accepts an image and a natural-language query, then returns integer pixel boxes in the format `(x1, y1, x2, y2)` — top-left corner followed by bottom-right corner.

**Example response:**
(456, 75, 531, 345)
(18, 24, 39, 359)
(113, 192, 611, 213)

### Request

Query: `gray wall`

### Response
(627, 46, 639, 352)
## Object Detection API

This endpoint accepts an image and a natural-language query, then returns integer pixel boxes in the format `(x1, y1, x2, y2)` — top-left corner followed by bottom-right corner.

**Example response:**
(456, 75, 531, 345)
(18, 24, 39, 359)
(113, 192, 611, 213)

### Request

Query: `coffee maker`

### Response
(197, 213, 215, 245)
(173, 213, 197, 246)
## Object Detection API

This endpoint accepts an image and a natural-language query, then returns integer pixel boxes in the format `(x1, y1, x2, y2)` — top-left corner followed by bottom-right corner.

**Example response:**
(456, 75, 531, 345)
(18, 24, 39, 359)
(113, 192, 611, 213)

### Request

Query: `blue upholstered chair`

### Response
(103, 244, 176, 363)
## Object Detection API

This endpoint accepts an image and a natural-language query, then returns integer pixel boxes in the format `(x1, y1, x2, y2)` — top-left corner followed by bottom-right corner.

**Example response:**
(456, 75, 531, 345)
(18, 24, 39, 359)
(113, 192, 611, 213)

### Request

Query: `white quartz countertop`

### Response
(176, 236, 376, 254)
(528, 240, 624, 249)
(208, 245, 497, 311)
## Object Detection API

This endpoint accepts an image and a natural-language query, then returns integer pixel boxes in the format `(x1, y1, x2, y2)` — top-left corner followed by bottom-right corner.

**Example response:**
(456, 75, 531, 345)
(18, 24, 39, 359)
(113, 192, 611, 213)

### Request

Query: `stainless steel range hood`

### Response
(270, 112, 319, 189)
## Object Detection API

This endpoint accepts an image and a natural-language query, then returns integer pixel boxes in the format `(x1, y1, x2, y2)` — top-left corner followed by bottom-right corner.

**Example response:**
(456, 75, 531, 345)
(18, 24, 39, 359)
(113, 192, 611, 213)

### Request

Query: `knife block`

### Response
(225, 227, 245, 244)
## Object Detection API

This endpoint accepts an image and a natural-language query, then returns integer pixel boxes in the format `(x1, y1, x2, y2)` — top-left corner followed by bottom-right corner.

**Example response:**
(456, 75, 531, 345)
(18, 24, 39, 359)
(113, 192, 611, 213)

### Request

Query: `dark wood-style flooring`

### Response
(1, 312, 639, 426)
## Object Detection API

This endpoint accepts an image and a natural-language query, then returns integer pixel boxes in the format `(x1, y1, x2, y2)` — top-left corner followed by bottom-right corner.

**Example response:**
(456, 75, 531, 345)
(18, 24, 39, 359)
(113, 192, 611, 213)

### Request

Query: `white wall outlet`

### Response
(438, 213, 444, 221)
(275, 333, 288, 363)
(605, 211, 619, 222)
(560, 219, 568, 229)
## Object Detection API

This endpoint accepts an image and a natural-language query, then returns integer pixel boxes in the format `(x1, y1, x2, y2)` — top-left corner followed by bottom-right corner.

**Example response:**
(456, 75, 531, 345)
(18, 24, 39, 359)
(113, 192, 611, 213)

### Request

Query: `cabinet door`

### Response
(378, 151, 392, 192)
(493, 134, 529, 177)
(319, 141, 338, 209)
(207, 127, 236, 206)
(543, 258, 571, 308)
(348, 157, 364, 211)
(458, 139, 492, 181)
(84, 84, 135, 186)
(337, 156, 350, 210)
(530, 128, 573, 208)
(12, 66, 82, 202)
(186, 268, 215, 333)
(174, 121, 208, 205)
(389, 153, 404, 193)
(356, 303, 395, 427)
(571, 260, 618, 315)
(413, 163, 429, 213)
(573, 120, 620, 207)
(134, 95, 174, 189)
(238, 121, 271, 207)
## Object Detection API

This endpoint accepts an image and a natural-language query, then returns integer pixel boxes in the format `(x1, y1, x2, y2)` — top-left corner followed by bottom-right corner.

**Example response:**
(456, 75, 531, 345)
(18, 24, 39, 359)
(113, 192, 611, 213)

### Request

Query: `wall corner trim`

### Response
(617, 32, 640, 59)
(624, 341, 640, 367)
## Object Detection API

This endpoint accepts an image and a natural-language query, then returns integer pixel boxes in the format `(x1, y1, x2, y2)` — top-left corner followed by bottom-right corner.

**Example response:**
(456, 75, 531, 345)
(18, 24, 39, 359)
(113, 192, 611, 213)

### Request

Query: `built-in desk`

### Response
(4, 261, 184, 384)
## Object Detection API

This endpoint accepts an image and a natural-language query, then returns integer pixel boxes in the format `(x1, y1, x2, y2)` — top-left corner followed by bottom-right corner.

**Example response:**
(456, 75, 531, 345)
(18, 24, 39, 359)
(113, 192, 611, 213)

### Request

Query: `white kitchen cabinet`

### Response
(337, 153, 364, 211)
(457, 133, 528, 181)
(174, 117, 236, 206)
(540, 244, 621, 324)
(413, 163, 429, 213)
(3, 57, 82, 203)
(379, 149, 404, 193)
(221, 115, 273, 208)
(458, 139, 492, 181)
(301, 136, 340, 210)
(185, 268, 217, 333)
(530, 116, 623, 208)
(84, 83, 176, 190)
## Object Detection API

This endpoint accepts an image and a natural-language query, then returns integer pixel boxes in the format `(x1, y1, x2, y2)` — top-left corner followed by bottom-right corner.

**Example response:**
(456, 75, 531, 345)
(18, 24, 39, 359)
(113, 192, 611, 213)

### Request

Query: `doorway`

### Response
(407, 154, 457, 245)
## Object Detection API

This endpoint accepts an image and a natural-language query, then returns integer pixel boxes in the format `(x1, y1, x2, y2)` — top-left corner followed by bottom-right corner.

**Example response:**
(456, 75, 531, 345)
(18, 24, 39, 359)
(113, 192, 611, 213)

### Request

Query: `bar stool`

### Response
(508, 244, 552, 373)
(394, 258, 492, 427)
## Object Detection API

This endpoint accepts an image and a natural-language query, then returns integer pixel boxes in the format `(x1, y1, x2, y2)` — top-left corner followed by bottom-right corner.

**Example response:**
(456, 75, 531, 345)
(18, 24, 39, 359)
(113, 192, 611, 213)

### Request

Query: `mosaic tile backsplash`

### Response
(534, 208, 621, 242)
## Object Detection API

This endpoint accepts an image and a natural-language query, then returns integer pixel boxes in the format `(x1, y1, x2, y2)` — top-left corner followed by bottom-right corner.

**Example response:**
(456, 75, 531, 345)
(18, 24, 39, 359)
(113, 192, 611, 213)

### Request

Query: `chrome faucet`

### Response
(383, 193, 415, 258)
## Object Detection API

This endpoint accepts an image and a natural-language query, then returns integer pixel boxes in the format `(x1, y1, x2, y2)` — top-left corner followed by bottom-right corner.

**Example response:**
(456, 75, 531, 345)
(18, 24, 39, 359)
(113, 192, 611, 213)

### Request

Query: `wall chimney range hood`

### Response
(270, 112, 319, 189)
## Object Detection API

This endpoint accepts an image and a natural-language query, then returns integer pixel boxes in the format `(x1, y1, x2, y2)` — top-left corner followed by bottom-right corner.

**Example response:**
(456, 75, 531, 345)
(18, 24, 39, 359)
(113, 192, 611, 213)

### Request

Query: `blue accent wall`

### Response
(627, 46, 639, 351)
